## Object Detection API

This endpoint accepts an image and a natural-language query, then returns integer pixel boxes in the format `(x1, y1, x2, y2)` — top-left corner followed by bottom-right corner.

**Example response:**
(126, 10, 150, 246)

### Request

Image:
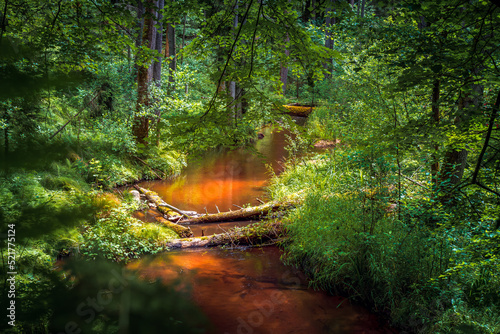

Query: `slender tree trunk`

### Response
(146, 0, 159, 82)
(3, 112, 8, 157)
(431, 79, 440, 191)
(164, 24, 169, 57)
(0, 0, 9, 43)
(438, 94, 470, 202)
(153, 0, 164, 85)
(229, 2, 238, 122)
(303, 0, 311, 22)
(133, 0, 157, 145)
(134, 0, 145, 74)
(180, 14, 187, 65)
(167, 22, 176, 89)
(280, 34, 290, 95)
(324, 0, 335, 78)
(360, 0, 366, 18)
(153, 0, 164, 146)
(311, 0, 316, 21)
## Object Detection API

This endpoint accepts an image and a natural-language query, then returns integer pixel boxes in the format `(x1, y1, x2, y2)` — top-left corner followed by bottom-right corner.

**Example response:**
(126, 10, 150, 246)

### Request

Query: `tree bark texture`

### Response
(133, 0, 145, 74)
(229, 3, 238, 121)
(324, 0, 335, 77)
(167, 22, 176, 88)
(155, 216, 193, 238)
(431, 79, 440, 190)
(152, 0, 164, 85)
(178, 200, 297, 225)
(280, 33, 290, 95)
(438, 94, 471, 199)
(134, 185, 191, 218)
(133, 0, 157, 145)
(165, 221, 284, 249)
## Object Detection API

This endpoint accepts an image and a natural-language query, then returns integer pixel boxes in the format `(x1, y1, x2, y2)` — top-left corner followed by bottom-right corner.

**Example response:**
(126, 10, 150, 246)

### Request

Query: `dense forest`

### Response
(1, 0, 500, 333)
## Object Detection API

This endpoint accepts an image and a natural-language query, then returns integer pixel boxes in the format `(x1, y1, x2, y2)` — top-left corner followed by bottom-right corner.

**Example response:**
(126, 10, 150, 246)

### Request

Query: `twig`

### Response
(398, 171, 428, 189)
(472, 89, 500, 185)
(215, 204, 220, 213)
(200, 0, 255, 120)
(133, 185, 189, 218)
(49, 93, 99, 140)
(256, 198, 265, 204)
(233, 204, 243, 209)
(218, 224, 236, 248)
(133, 155, 164, 179)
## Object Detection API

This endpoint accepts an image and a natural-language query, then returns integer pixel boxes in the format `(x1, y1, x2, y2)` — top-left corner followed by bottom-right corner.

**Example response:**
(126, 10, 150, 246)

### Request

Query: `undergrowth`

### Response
(269, 147, 500, 333)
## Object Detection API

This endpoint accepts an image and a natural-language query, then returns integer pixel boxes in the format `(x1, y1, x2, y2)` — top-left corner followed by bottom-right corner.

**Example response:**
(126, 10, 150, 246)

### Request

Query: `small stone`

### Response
(130, 190, 141, 202)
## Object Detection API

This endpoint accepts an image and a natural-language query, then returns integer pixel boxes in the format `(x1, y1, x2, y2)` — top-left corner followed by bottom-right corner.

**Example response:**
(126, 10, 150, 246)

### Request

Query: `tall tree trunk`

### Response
(180, 14, 187, 65)
(431, 79, 440, 191)
(324, 0, 335, 78)
(311, 0, 316, 21)
(360, 0, 366, 18)
(0, 0, 9, 43)
(134, 0, 145, 75)
(152, 0, 164, 85)
(229, 2, 238, 123)
(146, 4, 157, 83)
(133, 0, 157, 145)
(302, 0, 311, 22)
(167, 22, 176, 89)
(280, 33, 290, 95)
(153, 0, 164, 146)
(438, 94, 470, 202)
(164, 24, 169, 57)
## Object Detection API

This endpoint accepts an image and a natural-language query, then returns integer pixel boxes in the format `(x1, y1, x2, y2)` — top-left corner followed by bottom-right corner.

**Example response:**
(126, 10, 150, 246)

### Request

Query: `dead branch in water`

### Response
(134, 185, 191, 218)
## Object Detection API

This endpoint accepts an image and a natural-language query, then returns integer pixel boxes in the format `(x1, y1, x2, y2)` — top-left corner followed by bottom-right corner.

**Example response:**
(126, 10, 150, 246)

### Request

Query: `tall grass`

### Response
(269, 147, 500, 333)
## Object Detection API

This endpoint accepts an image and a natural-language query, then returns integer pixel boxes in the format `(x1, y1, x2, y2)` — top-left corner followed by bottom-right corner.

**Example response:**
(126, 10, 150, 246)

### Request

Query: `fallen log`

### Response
(165, 221, 284, 249)
(155, 217, 193, 238)
(178, 200, 296, 225)
(133, 185, 190, 218)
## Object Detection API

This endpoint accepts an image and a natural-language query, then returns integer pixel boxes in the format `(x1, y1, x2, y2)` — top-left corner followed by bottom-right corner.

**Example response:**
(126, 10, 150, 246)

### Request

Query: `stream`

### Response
(129, 123, 395, 333)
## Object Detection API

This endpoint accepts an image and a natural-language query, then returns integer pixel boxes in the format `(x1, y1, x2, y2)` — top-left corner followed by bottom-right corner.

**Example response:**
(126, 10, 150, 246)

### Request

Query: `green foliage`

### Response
(80, 203, 178, 262)
(270, 145, 500, 333)
(0, 171, 95, 239)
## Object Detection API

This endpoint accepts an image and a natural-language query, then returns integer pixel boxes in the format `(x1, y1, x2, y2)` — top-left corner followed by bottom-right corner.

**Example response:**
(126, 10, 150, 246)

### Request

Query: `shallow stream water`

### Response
(130, 122, 395, 333)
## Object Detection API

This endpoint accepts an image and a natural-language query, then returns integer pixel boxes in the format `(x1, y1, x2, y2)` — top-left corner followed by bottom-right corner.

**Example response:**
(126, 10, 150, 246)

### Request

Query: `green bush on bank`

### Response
(80, 202, 179, 262)
(269, 147, 500, 333)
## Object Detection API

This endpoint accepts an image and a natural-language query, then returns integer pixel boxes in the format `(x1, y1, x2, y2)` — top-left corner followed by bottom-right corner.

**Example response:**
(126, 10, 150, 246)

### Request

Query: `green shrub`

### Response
(80, 203, 178, 262)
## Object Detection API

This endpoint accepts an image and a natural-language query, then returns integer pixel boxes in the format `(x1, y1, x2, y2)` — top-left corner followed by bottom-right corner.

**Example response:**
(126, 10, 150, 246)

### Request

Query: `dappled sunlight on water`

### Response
(128, 247, 393, 334)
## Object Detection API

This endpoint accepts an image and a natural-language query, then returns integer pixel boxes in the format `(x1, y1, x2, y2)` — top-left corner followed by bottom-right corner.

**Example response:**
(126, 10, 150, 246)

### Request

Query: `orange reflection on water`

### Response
(139, 128, 288, 214)
(128, 247, 394, 334)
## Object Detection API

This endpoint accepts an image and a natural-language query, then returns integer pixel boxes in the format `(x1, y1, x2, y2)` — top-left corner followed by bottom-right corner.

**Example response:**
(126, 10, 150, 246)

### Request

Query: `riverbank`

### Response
(267, 144, 500, 334)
